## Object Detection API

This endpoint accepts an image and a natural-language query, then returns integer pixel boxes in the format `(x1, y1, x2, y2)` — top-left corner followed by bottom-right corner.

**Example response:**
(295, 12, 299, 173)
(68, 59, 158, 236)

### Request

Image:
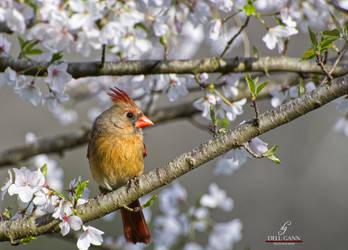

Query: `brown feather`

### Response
(121, 199, 151, 244)
(108, 87, 137, 108)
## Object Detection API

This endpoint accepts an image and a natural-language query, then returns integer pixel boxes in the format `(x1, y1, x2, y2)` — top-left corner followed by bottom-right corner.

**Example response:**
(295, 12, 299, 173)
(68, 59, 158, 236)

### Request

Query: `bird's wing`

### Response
(143, 143, 147, 158)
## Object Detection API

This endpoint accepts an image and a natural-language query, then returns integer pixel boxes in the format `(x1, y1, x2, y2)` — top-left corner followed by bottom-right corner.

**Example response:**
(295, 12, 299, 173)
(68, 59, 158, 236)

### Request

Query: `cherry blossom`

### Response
(77, 225, 104, 250)
(1, 169, 13, 200)
(334, 95, 348, 113)
(207, 219, 242, 250)
(159, 181, 187, 216)
(45, 63, 73, 93)
(60, 215, 83, 236)
(249, 137, 268, 155)
(0, 34, 11, 55)
(333, 118, 348, 137)
(14, 82, 42, 106)
(183, 242, 204, 250)
(0, 67, 24, 88)
(7, 167, 45, 203)
(164, 74, 189, 101)
(221, 98, 247, 121)
(200, 183, 233, 211)
(209, 19, 222, 41)
(214, 147, 249, 175)
(193, 93, 217, 120)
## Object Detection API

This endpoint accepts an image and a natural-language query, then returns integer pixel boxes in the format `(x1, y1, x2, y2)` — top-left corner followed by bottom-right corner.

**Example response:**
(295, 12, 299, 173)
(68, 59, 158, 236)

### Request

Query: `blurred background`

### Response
(0, 16, 347, 250)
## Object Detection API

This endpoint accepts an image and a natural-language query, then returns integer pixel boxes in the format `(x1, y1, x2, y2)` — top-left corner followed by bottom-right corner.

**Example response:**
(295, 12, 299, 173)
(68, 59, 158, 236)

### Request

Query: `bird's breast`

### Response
(88, 134, 144, 190)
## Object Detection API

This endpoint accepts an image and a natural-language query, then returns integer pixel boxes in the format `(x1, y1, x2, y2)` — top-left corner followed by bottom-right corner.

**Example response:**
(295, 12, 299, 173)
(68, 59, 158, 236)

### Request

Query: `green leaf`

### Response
(142, 195, 158, 208)
(245, 74, 255, 98)
(2, 208, 11, 219)
(243, 3, 256, 16)
(25, 40, 39, 52)
(256, 81, 269, 95)
(159, 35, 167, 46)
(75, 179, 89, 203)
(134, 22, 148, 32)
(263, 144, 278, 157)
(18, 36, 30, 50)
(267, 154, 280, 164)
(329, 12, 341, 34)
(40, 164, 47, 178)
(217, 118, 230, 129)
(19, 235, 37, 245)
(319, 37, 337, 51)
(301, 48, 316, 60)
(322, 29, 340, 38)
(50, 52, 63, 64)
(308, 27, 318, 48)
(26, 49, 43, 55)
(209, 105, 216, 124)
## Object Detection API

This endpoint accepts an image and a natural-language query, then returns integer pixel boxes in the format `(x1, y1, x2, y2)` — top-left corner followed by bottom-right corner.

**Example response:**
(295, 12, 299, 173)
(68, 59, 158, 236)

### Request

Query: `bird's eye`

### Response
(126, 112, 134, 119)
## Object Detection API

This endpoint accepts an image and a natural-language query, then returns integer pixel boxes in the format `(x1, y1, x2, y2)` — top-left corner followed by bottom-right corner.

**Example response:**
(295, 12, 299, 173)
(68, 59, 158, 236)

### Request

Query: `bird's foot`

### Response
(127, 176, 139, 192)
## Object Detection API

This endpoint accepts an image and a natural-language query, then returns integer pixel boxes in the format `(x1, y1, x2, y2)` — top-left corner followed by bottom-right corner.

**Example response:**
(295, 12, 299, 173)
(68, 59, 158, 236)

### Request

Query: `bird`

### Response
(87, 86, 153, 244)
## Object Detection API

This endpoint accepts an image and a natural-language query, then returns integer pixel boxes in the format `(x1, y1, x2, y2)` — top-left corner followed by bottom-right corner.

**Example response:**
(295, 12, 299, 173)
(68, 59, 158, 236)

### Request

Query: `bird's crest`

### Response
(108, 87, 137, 107)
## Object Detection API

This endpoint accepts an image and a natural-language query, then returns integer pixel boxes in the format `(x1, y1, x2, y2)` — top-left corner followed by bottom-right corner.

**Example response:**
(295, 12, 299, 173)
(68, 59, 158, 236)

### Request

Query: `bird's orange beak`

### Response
(135, 114, 154, 128)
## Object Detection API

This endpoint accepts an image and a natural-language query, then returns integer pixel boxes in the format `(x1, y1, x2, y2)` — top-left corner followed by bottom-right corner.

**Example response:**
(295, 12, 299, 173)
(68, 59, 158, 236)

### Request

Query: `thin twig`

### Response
(320, 43, 348, 85)
(251, 99, 260, 126)
(316, 54, 333, 81)
(100, 44, 106, 68)
(219, 16, 250, 58)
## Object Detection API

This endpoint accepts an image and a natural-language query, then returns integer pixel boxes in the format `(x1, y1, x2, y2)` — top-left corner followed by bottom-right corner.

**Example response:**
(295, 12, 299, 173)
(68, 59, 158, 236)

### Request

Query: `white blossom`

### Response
(183, 242, 204, 250)
(5, 9, 26, 33)
(333, 117, 348, 137)
(1, 169, 13, 200)
(159, 181, 187, 216)
(77, 225, 104, 250)
(14, 82, 42, 106)
(188, 206, 209, 231)
(60, 215, 83, 236)
(208, 219, 242, 250)
(215, 147, 248, 175)
(334, 95, 348, 113)
(269, 85, 287, 107)
(209, 19, 222, 41)
(208, 0, 233, 12)
(52, 199, 73, 220)
(0, 34, 11, 55)
(221, 98, 247, 121)
(200, 183, 233, 211)
(193, 93, 217, 120)
(8, 167, 45, 203)
(164, 74, 189, 101)
(45, 63, 72, 93)
(249, 137, 268, 155)
(154, 214, 189, 249)
(0, 67, 24, 88)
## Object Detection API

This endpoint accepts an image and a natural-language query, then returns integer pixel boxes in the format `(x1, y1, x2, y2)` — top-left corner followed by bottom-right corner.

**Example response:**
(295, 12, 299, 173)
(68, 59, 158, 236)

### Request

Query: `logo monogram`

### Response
(278, 220, 291, 236)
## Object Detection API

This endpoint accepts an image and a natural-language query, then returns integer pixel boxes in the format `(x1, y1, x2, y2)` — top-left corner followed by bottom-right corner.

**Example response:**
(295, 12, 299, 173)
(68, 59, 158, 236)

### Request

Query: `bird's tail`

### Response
(120, 199, 151, 244)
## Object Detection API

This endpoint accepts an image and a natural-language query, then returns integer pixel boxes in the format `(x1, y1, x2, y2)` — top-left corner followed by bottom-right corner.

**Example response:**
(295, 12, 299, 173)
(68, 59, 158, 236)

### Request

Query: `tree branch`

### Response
(0, 75, 299, 167)
(0, 56, 347, 78)
(0, 76, 347, 242)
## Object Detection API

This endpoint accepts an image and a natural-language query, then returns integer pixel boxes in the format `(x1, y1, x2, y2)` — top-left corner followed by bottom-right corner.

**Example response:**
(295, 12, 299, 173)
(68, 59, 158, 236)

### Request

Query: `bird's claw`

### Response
(127, 176, 139, 192)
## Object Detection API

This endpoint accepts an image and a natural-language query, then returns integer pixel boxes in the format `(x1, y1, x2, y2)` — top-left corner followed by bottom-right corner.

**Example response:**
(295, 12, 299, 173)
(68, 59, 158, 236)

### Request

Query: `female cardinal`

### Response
(87, 87, 153, 244)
